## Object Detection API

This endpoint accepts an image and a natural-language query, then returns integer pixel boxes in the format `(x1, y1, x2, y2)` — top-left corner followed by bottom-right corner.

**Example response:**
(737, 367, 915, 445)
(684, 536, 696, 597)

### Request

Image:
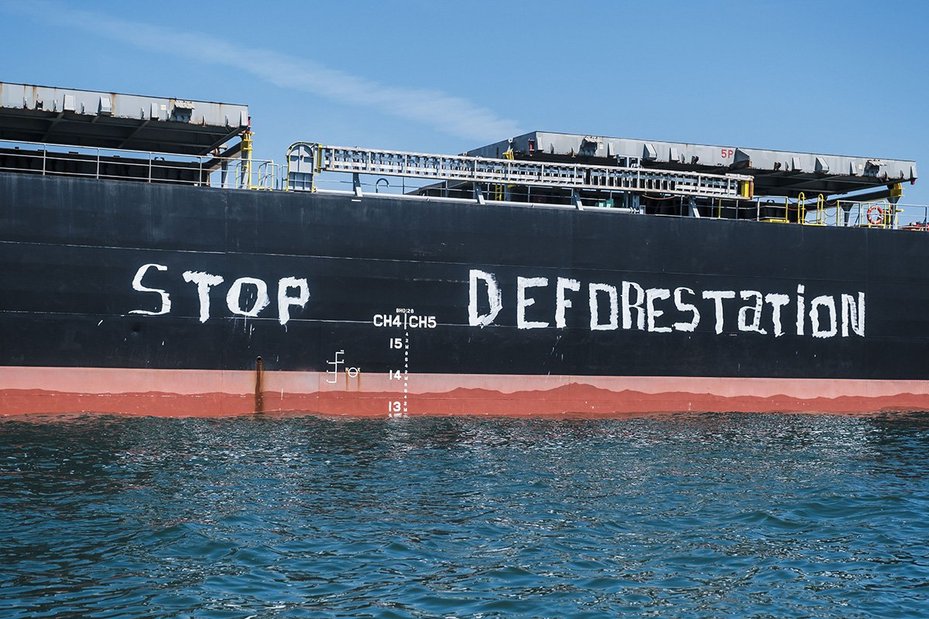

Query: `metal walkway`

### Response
(287, 143, 755, 200)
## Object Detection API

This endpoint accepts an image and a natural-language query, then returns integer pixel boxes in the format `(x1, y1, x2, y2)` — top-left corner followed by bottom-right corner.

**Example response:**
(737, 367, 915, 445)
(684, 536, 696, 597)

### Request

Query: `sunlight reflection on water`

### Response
(1, 413, 928, 618)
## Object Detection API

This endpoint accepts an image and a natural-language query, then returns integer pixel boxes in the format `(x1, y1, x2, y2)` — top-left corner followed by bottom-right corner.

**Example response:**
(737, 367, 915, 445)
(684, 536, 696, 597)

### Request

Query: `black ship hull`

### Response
(2, 173, 928, 416)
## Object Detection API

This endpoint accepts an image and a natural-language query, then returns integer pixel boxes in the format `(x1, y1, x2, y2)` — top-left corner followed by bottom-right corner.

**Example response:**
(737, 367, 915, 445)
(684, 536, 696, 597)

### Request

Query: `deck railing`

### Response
(1, 137, 925, 231)
(0, 139, 283, 191)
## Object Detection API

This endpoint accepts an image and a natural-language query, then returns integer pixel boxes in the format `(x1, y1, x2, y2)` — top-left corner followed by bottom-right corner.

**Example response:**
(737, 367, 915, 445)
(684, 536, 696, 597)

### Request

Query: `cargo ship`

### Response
(0, 81, 926, 417)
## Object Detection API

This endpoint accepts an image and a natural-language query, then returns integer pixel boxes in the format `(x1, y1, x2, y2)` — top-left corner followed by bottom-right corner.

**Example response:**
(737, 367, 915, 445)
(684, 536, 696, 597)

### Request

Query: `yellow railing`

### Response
(830, 200, 920, 229)
(762, 197, 791, 224)
(799, 193, 826, 226)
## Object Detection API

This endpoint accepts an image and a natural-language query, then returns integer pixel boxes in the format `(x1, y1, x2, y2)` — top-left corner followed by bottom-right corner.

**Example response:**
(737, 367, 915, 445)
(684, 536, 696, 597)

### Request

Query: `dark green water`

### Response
(1, 413, 928, 618)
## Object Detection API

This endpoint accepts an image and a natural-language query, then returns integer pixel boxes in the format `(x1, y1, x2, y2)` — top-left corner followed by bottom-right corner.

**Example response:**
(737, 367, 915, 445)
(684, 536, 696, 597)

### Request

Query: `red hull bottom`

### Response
(2, 367, 929, 418)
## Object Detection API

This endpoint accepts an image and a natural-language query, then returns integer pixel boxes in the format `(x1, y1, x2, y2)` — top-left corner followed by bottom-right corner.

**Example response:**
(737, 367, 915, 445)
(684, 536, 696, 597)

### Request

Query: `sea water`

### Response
(1, 413, 927, 618)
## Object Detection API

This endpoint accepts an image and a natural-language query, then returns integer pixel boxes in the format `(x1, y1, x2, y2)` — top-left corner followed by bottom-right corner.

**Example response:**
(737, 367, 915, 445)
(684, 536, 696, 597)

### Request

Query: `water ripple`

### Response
(2, 413, 929, 617)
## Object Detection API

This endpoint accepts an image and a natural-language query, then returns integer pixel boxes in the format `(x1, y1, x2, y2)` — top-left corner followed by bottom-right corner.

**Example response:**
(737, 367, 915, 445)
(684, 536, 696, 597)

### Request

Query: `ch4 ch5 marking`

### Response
(374, 308, 437, 417)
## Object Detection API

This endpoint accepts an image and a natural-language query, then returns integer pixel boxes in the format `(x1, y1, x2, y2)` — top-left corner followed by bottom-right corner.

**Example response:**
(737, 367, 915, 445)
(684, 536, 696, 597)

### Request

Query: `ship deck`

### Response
(0, 81, 923, 231)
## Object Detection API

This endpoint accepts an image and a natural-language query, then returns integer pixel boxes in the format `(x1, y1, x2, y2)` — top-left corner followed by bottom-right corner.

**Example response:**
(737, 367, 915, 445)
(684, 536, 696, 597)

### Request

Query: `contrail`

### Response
(2, 1, 521, 142)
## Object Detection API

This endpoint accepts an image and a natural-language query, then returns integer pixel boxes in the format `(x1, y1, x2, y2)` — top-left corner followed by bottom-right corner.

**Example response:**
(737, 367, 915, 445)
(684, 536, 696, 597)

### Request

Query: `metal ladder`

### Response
(287, 142, 754, 200)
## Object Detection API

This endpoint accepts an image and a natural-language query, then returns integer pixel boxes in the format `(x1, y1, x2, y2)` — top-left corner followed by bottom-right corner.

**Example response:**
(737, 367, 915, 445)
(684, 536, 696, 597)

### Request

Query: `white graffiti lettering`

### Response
(517, 276, 549, 330)
(672, 287, 700, 333)
(810, 295, 837, 338)
(183, 270, 224, 323)
(646, 288, 672, 333)
(738, 290, 767, 334)
(841, 293, 865, 337)
(467, 269, 866, 339)
(555, 277, 580, 329)
(589, 283, 619, 331)
(622, 281, 645, 331)
(130, 263, 171, 316)
(765, 293, 790, 337)
(469, 269, 503, 328)
(277, 277, 310, 326)
(226, 277, 270, 318)
(133, 266, 310, 325)
(702, 290, 736, 335)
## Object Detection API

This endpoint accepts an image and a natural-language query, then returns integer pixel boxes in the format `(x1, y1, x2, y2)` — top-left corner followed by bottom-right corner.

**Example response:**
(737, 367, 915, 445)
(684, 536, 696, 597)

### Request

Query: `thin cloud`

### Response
(3, 1, 521, 142)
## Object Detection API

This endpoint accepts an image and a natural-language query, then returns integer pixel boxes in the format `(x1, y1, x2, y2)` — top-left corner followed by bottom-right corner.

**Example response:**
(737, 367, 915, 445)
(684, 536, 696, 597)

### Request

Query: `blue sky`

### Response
(1, 0, 927, 204)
